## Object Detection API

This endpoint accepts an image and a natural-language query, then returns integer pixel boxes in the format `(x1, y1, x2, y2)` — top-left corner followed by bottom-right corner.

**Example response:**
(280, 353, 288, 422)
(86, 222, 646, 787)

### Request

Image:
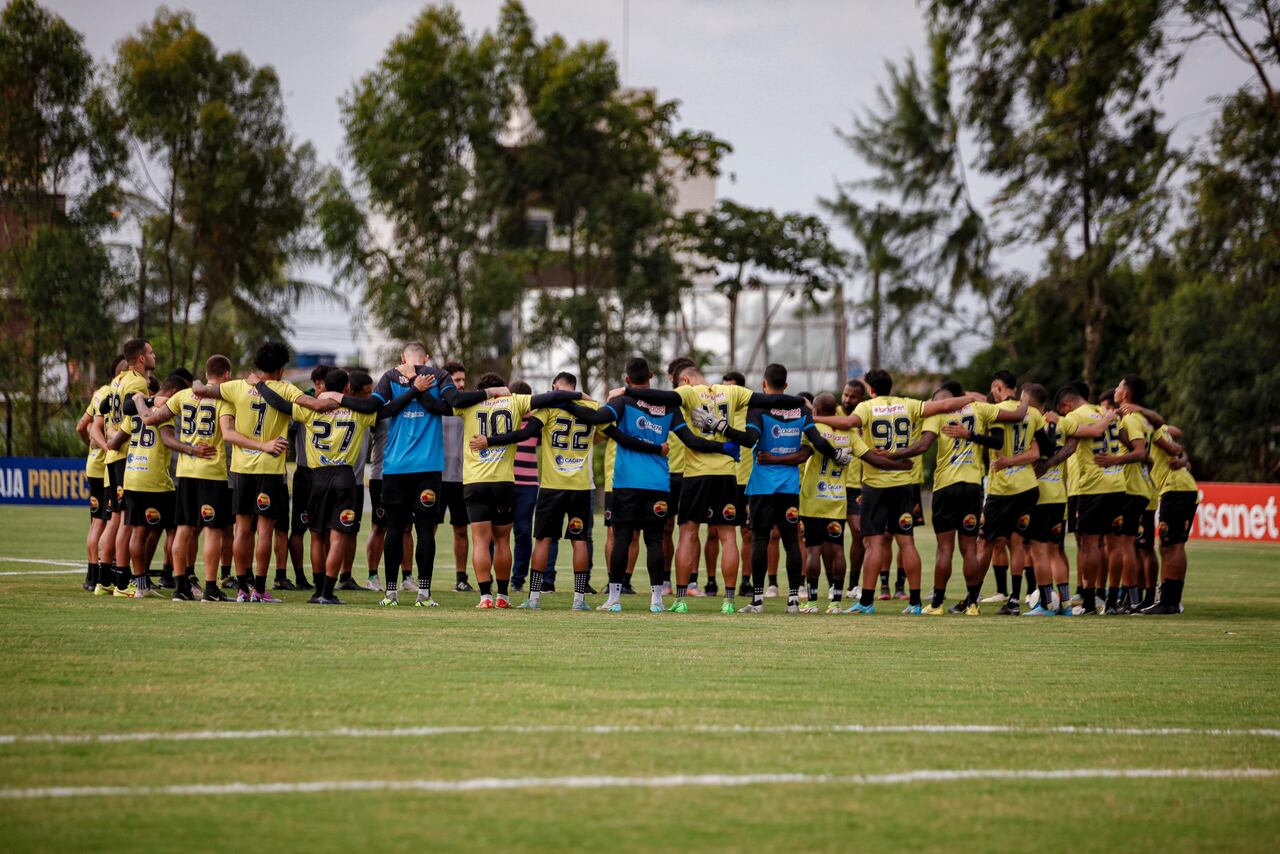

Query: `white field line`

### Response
(0, 556, 84, 576)
(2, 723, 1278, 747)
(1, 768, 1276, 800)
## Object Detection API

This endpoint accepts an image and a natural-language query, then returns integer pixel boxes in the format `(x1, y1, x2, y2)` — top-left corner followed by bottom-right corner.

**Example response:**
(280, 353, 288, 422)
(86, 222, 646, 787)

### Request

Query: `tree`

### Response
(0, 0, 125, 453)
(1182, 1, 1280, 120)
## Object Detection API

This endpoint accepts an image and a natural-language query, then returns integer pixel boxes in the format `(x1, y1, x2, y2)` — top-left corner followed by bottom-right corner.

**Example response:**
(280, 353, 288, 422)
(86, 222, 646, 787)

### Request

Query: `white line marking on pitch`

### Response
(1, 768, 1275, 800)
(0, 556, 84, 576)
(2, 723, 1278, 747)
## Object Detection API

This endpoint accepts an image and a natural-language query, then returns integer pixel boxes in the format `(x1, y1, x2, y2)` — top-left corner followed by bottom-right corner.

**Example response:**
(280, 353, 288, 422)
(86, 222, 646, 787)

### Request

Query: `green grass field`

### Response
(0, 504, 1278, 852)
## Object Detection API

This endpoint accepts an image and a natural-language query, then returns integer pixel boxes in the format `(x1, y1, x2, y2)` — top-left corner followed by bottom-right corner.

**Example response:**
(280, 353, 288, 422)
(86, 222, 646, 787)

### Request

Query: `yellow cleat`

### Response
(922, 603, 946, 616)
(964, 602, 981, 616)
(112, 586, 133, 597)
(93, 583, 115, 596)
(825, 603, 844, 614)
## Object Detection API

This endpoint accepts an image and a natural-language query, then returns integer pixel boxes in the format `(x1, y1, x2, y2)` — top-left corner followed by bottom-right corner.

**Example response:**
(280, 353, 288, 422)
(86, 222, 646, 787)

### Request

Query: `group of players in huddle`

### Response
(74, 336, 1197, 616)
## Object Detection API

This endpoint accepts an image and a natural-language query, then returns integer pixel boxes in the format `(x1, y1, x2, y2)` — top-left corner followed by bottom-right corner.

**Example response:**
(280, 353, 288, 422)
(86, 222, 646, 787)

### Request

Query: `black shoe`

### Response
(1104, 605, 1122, 615)
(337, 578, 360, 591)
(455, 580, 475, 593)
(321, 595, 345, 605)
(704, 581, 719, 596)
(307, 592, 324, 604)
(586, 583, 598, 595)
(172, 588, 195, 601)
(511, 579, 525, 593)
(948, 601, 968, 614)
(274, 577, 298, 591)
(293, 576, 313, 590)
(995, 602, 1020, 616)
(189, 578, 203, 595)
(1139, 602, 1179, 615)
(157, 575, 176, 589)
(202, 585, 230, 602)
(542, 583, 556, 593)
(737, 580, 753, 597)
(620, 584, 635, 595)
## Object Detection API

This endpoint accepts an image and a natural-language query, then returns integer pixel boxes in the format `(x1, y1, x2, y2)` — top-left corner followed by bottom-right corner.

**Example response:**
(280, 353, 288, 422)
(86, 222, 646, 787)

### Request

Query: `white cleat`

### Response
(980, 592, 1008, 604)
(764, 585, 779, 599)
(738, 603, 764, 614)
(401, 577, 419, 593)
(1026, 589, 1040, 609)
(365, 576, 384, 592)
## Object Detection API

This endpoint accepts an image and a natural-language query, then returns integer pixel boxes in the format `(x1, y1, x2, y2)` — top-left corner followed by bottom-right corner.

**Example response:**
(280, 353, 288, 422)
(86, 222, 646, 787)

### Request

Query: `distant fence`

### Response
(1191, 482, 1280, 543)
(0, 457, 90, 506)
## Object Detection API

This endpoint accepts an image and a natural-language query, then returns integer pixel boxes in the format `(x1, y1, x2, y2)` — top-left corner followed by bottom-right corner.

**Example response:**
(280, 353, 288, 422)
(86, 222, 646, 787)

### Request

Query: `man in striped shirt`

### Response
(510, 381, 558, 592)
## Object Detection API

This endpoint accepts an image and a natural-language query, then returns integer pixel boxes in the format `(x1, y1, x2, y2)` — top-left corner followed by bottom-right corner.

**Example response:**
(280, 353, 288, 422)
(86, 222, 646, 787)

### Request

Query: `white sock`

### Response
(651, 585, 663, 607)
(573, 592, 586, 606)
(529, 590, 541, 604)
(607, 582, 622, 604)
(417, 587, 429, 600)
(386, 589, 397, 601)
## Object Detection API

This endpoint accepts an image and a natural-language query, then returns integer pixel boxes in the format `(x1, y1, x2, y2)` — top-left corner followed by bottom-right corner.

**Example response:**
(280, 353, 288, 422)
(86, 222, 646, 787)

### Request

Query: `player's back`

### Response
(611, 395, 674, 491)
(745, 404, 810, 496)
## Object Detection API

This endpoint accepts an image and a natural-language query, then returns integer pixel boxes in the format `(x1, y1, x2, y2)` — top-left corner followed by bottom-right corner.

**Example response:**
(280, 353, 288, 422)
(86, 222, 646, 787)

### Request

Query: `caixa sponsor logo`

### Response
(634, 416, 665, 435)
(769, 424, 800, 439)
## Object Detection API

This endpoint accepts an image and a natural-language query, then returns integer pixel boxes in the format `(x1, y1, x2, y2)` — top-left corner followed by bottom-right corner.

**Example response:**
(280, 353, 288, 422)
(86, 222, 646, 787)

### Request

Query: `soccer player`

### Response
(1022, 383, 1075, 616)
(1053, 384, 1125, 615)
(812, 368, 975, 614)
(77, 354, 124, 592)
(135, 355, 234, 601)
(664, 356, 697, 595)
(457, 374, 583, 608)
(563, 357, 733, 612)
(193, 342, 335, 602)
(1142, 420, 1196, 614)
(721, 370, 756, 598)
(100, 339, 155, 595)
(1096, 375, 1156, 613)
(284, 365, 331, 591)
(439, 360, 473, 592)
(835, 379, 867, 600)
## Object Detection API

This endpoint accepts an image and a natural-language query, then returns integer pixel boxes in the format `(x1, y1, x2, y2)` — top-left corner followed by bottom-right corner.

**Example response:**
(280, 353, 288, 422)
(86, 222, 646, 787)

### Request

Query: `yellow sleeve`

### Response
(850, 432, 872, 457)
(974, 401, 999, 422)
(221, 380, 246, 408)
(906, 398, 924, 420)
(123, 372, 148, 397)
(853, 399, 873, 425)
(291, 403, 314, 424)
(269, 380, 303, 403)
(728, 384, 753, 411)
(217, 399, 235, 421)
(511, 394, 532, 421)
(676, 386, 700, 410)
(357, 410, 377, 430)
(164, 390, 185, 416)
(1058, 412, 1080, 437)
(1121, 413, 1146, 442)
(921, 414, 941, 435)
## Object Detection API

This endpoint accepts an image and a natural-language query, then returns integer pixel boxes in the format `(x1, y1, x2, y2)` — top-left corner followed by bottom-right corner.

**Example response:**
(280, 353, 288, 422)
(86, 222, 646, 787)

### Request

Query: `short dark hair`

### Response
(147, 375, 161, 394)
(762, 363, 787, 390)
(1099, 387, 1116, 406)
(1121, 373, 1147, 404)
(323, 368, 349, 394)
(1072, 380, 1091, 400)
(552, 371, 577, 389)
(993, 370, 1018, 389)
(799, 391, 815, 404)
(159, 375, 187, 395)
(626, 357, 651, 385)
(864, 368, 893, 396)
(310, 364, 331, 384)
(205, 354, 231, 379)
(477, 372, 507, 390)
(441, 360, 465, 375)
(170, 367, 194, 383)
(253, 341, 290, 373)
(349, 371, 374, 394)
(939, 378, 964, 398)
(723, 370, 747, 386)
(1054, 384, 1083, 408)
(109, 353, 127, 375)
(509, 380, 531, 395)
(666, 356, 694, 380)
(1023, 382, 1048, 407)
(122, 338, 148, 362)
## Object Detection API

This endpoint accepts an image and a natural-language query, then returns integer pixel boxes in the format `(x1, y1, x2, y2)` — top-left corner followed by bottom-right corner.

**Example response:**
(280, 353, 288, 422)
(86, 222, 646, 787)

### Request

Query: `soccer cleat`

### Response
(1022, 604, 1054, 617)
(1069, 592, 1083, 606)
(172, 588, 195, 602)
(738, 603, 764, 614)
(620, 584, 636, 596)
(401, 578, 419, 593)
(495, 597, 512, 609)
(236, 591, 251, 603)
(1138, 602, 1180, 616)
(1056, 606, 1073, 617)
(597, 602, 622, 613)
(476, 597, 495, 610)
(877, 585, 891, 600)
(379, 597, 398, 607)
(305, 594, 324, 604)
(202, 584, 230, 602)
(661, 581, 673, 595)
(93, 583, 114, 596)
(1103, 605, 1122, 616)
(703, 581, 719, 597)
(414, 597, 439, 608)
(797, 602, 820, 614)
(948, 601, 967, 614)
(365, 576, 384, 592)
(980, 592, 1008, 604)
(571, 600, 592, 611)
(293, 576, 314, 590)
(454, 580, 474, 593)
(894, 589, 908, 600)
(825, 603, 844, 614)
(687, 582, 705, 598)
(273, 577, 298, 591)
(963, 602, 981, 616)
(995, 602, 1020, 616)
(765, 585, 779, 599)
(845, 602, 875, 615)
(322, 595, 345, 605)
(1026, 589, 1040, 609)
(252, 590, 284, 603)
(720, 600, 737, 615)
(510, 579, 525, 593)
(649, 603, 664, 613)
(901, 604, 923, 615)
(786, 601, 801, 614)
(113, 585, 133, 598)
(922, 603, 946, 616)
(337, 577, 360, 591)
(667, 600, 689, 614)
(517, 599, 541, 610)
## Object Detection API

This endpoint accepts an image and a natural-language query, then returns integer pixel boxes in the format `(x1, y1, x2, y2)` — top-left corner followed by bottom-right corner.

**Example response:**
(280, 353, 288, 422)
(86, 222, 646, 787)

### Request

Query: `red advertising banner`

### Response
(1190, 482, 1280, 543)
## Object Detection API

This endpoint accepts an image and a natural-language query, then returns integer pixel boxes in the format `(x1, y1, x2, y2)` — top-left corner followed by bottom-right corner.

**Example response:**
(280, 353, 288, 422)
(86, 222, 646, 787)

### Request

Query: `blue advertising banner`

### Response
(0, 457, 90, 506)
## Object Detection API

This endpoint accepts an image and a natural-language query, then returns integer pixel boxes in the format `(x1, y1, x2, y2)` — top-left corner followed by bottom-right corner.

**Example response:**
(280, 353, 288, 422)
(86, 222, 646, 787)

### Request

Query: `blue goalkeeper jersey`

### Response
(607, 394, 682, 492)
(372, 367, 454, 476)
(745, 405, 813, 496)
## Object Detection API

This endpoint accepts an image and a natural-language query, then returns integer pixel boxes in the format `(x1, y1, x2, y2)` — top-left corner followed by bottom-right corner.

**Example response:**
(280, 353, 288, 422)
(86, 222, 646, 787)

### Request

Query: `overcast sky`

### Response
(49, 0, 1254, 355)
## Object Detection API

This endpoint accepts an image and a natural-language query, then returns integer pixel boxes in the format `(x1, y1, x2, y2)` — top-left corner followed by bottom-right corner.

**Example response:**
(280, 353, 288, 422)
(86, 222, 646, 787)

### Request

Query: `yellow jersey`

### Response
(221, 379, 303, 475)
(673, 384, 753, 478)
(456, 394, 533, 484)
(800, 423, 867, 518)
(922, 401, 1001, 492)
(668, 431, 685, 475)
(603, 436, 617, 492)
(1149, 425, 1197, 495)
(165, 388, 233, 481)
(837, 405, 863, 489)
(105, 370, 150, 464)
(852, 396, 924, 488)
(1119, 411, 1156, 499)
(84, 384, 111, 478)
(531, 400, 599, 491)
(291, 403, 377, 469)
(987, 400, 1044, 496)
(122, 412, 174, 492)
(1058, 404, 1125, 495)
(1037, 418, 1067, 505)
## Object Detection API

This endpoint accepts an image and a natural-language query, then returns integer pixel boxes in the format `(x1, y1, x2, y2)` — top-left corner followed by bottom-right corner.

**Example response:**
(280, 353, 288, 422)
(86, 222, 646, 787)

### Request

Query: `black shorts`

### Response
(463, 481, 514, 526)
(801, 516, 844, 544)
(979, 488, 1039, 541)
(533, 488, 593, 541)
(175, 477, 232, 529)
(87, 476, 108, 521)
(611, 488, 671, 528)
(382, 471, 443, 528)
(1076, 491, 1126, 536)
(437, 480, 468, 526)
(1158, 491, 1197, 546)
(106, 459, 126, 513)
(847, 486, 862, 517)
(307, 467, 361, 534)
(1028, 502, 1067, 545)
(1067, 495, 1079, 534)
(860, 484, 916, 537)
(1118, 493, 1149, 537)
(1136, 508, 1156, 551)
(736, 483, 750, 528)
(124, 490, 175, 530)
(231, 472, 287, 521)
(678, 474, 742, 527)
(911, 482, 926, 527)
(603, 491, 614, 527)
(669, 474, 684, 517)
(369, 478, 386, 527)
(291, 467, 314, 535)
(275, 487, 290, 531)
(748, 493, 800, 535)
(931, 482, 982, 535)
